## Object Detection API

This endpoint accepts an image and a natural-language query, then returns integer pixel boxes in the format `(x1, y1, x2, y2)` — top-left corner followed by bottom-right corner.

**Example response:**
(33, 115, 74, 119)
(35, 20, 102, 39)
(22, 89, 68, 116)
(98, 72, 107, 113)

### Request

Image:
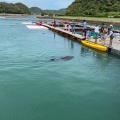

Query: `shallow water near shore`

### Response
(0, 18, 120, 120)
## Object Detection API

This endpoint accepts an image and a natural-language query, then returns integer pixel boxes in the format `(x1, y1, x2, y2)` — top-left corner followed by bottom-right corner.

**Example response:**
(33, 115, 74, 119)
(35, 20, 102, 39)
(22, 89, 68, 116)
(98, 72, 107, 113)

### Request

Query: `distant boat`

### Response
(0, 17, 5, 19)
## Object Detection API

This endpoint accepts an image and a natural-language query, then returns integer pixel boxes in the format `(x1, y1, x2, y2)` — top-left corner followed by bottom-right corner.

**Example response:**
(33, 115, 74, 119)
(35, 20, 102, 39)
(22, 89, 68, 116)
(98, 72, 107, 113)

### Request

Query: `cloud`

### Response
(3, 0, 74, 10)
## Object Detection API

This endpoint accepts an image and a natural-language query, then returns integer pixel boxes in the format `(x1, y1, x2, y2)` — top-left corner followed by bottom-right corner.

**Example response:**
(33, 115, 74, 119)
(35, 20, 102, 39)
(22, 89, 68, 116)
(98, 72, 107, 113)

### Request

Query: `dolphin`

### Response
(49, 56, 74, 62)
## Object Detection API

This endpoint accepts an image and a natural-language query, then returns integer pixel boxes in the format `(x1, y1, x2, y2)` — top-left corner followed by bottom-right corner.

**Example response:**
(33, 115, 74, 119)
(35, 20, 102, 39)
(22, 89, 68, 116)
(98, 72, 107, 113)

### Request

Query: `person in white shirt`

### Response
(68, 24, 71, 32)
(93, 24, 99, 43)
(64, 23, 67, 31)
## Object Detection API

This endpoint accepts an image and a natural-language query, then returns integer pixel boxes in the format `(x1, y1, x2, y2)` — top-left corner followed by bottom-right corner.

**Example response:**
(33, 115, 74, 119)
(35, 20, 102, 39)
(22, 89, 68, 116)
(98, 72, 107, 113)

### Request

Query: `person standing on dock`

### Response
(71, 23, 76, 34)
(108, 28, 114, 48)
(53, 19, 56, 27)
(100, 23, 107, 45)
(93, 24, 99, 43)
(100, 23, 105, 42)
(102, 27, 108, 45)
(87, 29, 91, 40)
(82, 20, 87, 39)
(68, 23, 71, 32)
(109, 24, 114, 31)
(64, 23, 67, 31)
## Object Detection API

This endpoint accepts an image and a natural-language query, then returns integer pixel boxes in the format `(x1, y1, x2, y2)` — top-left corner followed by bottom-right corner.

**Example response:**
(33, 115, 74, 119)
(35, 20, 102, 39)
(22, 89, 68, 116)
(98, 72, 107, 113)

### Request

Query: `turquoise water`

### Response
(0, 18, 120, 120)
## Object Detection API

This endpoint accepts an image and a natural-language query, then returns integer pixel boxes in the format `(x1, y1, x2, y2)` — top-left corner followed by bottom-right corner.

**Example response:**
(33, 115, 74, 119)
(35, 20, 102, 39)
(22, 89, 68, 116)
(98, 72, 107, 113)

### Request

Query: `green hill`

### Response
(66, 0, 120, 17)
(0, 2, 30, 14)
(30, 7, 66, 15)
(30, 7, 45, 15)
(0, 2, 66, 16)
(43, 9, 66, 15)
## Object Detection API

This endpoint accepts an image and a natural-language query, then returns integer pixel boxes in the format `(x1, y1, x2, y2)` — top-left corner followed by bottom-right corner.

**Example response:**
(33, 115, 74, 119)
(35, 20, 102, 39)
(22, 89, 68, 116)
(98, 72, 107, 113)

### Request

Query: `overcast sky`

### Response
(3, 0, 74, 10)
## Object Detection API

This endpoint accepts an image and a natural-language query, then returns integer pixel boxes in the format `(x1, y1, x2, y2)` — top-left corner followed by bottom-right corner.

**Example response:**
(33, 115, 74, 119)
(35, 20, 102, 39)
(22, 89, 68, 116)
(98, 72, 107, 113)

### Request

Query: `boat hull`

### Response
(81, 40, 107, 52)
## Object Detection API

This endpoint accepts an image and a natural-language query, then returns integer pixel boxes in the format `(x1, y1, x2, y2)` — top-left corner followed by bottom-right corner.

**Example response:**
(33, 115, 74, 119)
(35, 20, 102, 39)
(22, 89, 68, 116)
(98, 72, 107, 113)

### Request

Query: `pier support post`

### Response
(107, 47, 111, 53)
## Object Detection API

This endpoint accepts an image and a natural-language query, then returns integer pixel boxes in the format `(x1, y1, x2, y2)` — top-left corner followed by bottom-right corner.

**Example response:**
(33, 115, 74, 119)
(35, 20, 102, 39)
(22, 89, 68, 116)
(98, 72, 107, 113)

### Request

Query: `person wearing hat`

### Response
(110, 24, 114, 31)
(108, 27, 114, 48)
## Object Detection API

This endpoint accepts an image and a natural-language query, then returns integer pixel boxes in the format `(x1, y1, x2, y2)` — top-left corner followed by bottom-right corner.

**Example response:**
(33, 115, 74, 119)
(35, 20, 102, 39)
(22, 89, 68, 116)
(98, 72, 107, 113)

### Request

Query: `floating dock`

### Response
(43, 24, 120, 56)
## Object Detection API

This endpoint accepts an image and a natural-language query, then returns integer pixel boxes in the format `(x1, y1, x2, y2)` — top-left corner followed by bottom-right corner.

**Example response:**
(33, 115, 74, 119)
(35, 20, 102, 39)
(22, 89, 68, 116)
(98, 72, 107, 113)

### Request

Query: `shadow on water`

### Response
(53, 30, 75, 50)
(48, 56, 74, 62)
(63, 37, 75, 49)
(31, 55, 74, 64)
(70, 40, 74, 49)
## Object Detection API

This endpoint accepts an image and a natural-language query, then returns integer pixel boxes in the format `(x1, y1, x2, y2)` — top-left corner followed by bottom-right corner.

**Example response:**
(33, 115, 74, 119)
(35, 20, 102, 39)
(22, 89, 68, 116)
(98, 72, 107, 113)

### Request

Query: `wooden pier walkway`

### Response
(43, 24, 84, 41)
(43, 24, 120, 55)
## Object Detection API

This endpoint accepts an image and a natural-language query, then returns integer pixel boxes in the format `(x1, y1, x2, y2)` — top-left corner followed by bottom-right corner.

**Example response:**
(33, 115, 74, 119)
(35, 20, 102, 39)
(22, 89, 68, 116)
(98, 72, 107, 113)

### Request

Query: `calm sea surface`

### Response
(0, 17, 120, 120)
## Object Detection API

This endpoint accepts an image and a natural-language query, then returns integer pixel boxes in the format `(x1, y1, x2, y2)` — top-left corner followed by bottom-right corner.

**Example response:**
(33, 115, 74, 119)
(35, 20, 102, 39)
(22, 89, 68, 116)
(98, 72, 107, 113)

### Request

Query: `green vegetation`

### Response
(30, 7, 66, 16)
(0, 2, 30, 14)
(43, 9, 66, 16)
(55, 16, 120, 23)
(1, 0, 120, 18)
(30, 7, 45, 15)
(66, 0, 120, 17)
(0, 2, 65, 16)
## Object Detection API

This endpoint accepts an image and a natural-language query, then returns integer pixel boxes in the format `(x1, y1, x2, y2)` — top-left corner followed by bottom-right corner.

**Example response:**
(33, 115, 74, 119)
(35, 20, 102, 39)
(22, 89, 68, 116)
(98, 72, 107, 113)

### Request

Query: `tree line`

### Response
(0, 1, 120, 17)
(0, 2, 31, 14)
(66, 0, 120, 17)
(0, 2, 65, 15)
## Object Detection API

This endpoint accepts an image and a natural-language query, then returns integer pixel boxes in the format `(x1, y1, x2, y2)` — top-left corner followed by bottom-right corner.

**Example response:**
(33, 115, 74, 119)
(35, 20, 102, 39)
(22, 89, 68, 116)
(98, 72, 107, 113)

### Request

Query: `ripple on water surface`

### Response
(0, 18, 120, 120)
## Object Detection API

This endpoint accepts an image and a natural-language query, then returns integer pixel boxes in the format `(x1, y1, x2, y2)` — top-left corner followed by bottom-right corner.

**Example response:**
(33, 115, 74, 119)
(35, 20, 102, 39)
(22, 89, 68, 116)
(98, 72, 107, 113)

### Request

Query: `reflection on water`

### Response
(71, 40, 74, 49)
(81, 44, 107, 57)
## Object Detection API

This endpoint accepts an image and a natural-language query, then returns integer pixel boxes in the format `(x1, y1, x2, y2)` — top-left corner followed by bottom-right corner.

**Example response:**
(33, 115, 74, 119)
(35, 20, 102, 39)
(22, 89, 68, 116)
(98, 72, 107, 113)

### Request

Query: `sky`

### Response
(2, 0, 75, 10)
